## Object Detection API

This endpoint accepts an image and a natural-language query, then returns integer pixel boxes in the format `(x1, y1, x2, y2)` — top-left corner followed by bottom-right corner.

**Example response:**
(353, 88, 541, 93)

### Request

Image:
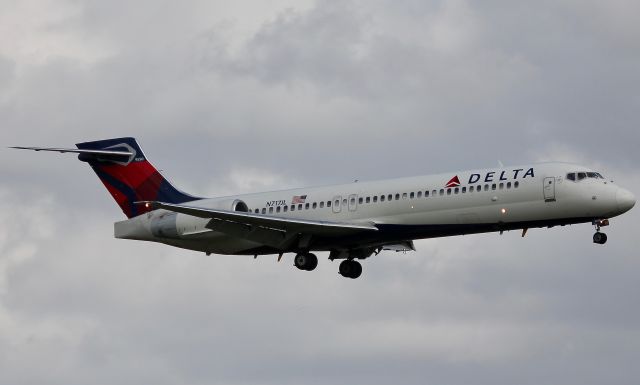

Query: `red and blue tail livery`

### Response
(76, 137, 198, 218)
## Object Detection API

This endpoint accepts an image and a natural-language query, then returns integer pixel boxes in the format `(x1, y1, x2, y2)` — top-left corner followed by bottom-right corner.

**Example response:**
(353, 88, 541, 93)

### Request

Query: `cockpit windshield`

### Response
(566, 172, 604, 181)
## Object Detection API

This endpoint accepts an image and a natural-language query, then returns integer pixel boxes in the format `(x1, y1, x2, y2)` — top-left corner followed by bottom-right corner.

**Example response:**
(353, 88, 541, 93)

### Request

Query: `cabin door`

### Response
(332, 195, 342, 213)
(543, 177, 556, 202)
(348, 194, 358, 212)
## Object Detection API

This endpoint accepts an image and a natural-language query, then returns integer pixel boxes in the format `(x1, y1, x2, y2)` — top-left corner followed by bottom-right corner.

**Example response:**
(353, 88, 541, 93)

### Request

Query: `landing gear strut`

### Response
(339, 260, 362, 279)
(593, 219, 609, 245)
(294, 253, 318, 271)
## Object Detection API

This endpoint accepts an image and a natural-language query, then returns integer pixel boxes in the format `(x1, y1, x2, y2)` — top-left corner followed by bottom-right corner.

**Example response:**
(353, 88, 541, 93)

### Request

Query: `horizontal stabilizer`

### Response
(11, 138, 200, 218)
(10, 146, 133, 163)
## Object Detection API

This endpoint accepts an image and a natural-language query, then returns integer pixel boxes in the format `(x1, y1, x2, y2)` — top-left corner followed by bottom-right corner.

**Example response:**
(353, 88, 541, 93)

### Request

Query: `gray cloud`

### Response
(1, 0, 639, 384)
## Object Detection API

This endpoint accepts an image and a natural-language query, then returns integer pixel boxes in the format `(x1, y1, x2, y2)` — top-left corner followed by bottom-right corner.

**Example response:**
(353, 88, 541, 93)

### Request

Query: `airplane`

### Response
(11, 137, 636, 279)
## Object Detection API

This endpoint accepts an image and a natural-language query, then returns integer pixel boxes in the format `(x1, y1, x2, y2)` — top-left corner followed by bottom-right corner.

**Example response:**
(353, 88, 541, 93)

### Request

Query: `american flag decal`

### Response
(291, 195, 307, 204)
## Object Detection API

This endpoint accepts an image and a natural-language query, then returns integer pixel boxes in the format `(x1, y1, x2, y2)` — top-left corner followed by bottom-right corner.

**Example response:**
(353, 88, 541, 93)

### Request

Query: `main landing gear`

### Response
(293, 252, 364, 279)
(593, 219, 609, 245)
(294, 253, 318, 271)
(339, 260, 362, 279)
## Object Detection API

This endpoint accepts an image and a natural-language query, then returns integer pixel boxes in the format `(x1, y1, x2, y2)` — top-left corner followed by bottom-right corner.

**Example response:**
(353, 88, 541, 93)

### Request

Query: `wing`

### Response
(140, 201, 378, 249)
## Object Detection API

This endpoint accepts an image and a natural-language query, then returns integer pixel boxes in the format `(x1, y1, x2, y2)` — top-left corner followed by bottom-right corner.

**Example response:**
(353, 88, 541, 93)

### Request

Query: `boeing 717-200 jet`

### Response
(12, 137, 635, 279)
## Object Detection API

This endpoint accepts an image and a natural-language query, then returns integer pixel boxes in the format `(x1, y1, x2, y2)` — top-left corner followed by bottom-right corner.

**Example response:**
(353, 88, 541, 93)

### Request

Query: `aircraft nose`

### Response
(616, 188, 636, 213)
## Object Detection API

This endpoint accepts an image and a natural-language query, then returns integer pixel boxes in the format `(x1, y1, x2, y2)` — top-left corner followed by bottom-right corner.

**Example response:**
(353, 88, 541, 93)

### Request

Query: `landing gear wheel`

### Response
(593, 232, 608, 245)
(339, 260, 362, 279)
(294, 253, 318, 271)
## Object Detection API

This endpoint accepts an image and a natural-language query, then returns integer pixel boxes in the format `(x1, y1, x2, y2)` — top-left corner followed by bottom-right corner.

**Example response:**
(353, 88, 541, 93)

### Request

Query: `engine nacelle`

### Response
(203, 198, 249, 212)
(149, 199, 249, 239)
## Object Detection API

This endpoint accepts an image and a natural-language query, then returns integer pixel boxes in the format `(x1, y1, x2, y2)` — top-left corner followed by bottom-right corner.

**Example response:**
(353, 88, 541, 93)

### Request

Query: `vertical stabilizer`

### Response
(76, 137, 199, 218)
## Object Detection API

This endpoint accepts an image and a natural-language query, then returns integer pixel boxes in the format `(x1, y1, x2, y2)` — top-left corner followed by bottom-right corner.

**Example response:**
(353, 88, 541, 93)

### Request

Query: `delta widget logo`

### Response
(445, 176, 460, 188)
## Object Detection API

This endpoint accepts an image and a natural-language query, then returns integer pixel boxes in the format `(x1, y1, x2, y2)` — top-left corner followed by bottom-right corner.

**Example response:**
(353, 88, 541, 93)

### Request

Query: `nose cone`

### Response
(616, 188, 636, 214)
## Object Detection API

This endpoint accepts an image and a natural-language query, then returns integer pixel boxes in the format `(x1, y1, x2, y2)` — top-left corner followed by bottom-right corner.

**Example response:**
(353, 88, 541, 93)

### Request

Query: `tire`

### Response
(339, 260, 351, 277)
(294, 254, 307, 270)
(305, 253, 318, 271)
(599, 233, 608, 244)
(350, 261, 362, 279)
(294, 253, 318, 271)
(339, 260, 362, 279)
(593, 232, 607, 244)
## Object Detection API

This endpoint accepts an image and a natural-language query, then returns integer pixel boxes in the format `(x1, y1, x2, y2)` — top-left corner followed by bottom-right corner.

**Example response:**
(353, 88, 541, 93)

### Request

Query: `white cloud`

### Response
(0, 0, 115, 68)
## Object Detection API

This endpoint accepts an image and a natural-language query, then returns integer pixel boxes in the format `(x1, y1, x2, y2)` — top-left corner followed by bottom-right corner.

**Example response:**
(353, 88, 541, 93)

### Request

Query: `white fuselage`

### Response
(115, 162, 635, 256)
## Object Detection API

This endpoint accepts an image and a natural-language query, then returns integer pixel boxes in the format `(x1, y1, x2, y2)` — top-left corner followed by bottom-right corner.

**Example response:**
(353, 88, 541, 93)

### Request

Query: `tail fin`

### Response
(76, 137, 199, 218)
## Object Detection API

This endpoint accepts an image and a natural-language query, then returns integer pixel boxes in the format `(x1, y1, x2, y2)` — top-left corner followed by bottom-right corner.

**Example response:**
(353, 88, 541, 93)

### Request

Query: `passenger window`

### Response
(492, 184, 496, 190)
(290, 205, 295, 211)
(305, 203, 309, 210)
(350, 198, 356, 205)
(276, 206, 281, 213)
(578, 172, 586, 180)
(469, 186, 474, 192)
(262, 208, 266, 214)
(566, 173, 576, 181)
(255, 209, 259, 213)
(417, 191, 422, 198)
(312, 202, 317, 209)
(439, 189, 444, 196)
(320, 201, 324, 208)
(298, 204, 303, 210)
(327, 201, 332, 207)
(514, 181, 520, 188)
(425, 191, 429, 197)
(343, 199, 347, 206)
(409, 192, 414, 199)
(462, 187, 466, 193)
(366, 197, 371, 203)
(381, 195, 385, 202)
(388, 194, 393, 201)
(284, 206, 288, 212)
(358, 197, 363, 204)
(395, 194, 400, 200)
(373, 196, 378, 203)
(454, 187, 459, 194)
(269, 207, 274, 213)
(447, 188, 451, 195)
(507, 182, 512, 189)
(499, 183, 504, 190)
(484, 184, 489, 191)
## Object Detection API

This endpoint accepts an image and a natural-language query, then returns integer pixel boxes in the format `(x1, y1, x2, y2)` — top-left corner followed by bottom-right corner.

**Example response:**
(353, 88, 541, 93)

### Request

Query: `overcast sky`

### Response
(1, 1, 639, 384)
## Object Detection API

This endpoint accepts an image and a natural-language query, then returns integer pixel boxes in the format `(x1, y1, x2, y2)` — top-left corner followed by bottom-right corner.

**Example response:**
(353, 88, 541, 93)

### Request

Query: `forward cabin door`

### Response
(543, 177, 556, 202)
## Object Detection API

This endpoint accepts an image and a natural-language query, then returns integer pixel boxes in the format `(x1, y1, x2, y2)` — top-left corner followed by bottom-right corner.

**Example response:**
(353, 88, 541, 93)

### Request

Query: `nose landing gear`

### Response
(592, 219, 609, 245)
(593, 232, 608, 244)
